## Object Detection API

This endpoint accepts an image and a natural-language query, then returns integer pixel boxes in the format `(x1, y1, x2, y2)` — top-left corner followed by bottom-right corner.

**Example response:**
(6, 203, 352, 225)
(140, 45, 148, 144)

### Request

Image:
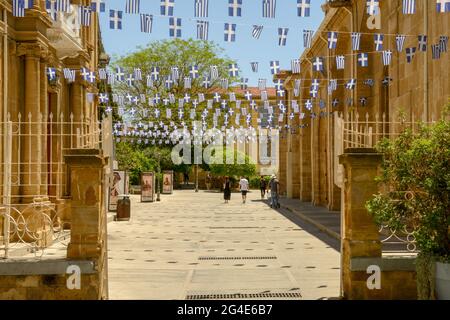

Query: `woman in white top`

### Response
(239, 176, 249, 204)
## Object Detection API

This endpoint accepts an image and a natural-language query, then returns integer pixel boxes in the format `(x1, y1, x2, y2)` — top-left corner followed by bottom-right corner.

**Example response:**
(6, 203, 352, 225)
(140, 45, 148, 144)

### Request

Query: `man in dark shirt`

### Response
(269, 175, 280, 208)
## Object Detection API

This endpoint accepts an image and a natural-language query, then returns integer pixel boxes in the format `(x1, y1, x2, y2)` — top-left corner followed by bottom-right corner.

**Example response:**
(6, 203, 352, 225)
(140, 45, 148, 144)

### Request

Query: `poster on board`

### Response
(109, 171, 126, 211)
(141, 172, 155, 202)
(162, 171, 174, 194)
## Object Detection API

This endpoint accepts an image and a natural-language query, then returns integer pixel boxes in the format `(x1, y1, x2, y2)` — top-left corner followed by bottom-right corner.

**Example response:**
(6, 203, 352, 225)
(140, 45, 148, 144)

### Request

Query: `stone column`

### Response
(64, 149, 107, 260)
(339, 148, 382, 299)
(17, 43, 46, 201)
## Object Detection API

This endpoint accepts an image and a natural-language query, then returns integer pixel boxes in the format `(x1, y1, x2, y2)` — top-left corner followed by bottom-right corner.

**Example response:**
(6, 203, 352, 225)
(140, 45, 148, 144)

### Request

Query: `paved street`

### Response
(107, 191, 341, 300)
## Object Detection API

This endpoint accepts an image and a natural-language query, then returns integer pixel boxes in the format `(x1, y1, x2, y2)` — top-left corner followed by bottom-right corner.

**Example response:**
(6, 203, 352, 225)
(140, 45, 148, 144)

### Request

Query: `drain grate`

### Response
(198, 256, 277, 261)
(186, 292, 302, 300)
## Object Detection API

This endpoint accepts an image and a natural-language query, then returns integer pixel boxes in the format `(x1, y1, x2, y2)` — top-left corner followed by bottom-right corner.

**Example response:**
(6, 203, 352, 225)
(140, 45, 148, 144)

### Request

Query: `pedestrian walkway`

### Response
(278, 198, 341, 241)
(107, 191, 340, 300)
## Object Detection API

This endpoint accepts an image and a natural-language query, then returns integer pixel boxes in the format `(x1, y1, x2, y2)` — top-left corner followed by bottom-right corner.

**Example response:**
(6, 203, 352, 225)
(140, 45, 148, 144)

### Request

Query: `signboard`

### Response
(141, 172, 156, 202)
(109, 171, 127, 212)
(162, 171, 174, 194)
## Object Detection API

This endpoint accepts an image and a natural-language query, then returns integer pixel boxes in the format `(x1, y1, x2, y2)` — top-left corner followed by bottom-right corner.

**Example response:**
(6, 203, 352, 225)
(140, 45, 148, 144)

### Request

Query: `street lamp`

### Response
(195, 164, 199, 192)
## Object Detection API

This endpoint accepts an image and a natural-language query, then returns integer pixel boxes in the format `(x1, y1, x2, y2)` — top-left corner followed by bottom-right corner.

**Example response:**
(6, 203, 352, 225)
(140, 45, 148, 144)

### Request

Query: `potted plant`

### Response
(366, 110, 450, 300)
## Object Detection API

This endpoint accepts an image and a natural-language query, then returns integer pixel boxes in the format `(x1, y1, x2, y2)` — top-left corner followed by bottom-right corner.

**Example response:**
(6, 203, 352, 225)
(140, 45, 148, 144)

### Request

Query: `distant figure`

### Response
(259, 176, 267, 199)
(269, 174, 280, 209)
(183, 171, 189, 185)
(239, 176, 249, 204)
(206, 173, 212, 191)
(223, 176, 231, 204)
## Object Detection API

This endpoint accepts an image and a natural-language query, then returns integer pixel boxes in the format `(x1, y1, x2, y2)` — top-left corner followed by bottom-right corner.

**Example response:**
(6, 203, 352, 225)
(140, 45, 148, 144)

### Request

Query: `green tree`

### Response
(209, 148, 257, 178)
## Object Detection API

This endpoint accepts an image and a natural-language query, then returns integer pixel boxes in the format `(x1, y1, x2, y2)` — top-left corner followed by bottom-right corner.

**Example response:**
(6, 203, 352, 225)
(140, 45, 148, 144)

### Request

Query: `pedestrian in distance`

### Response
(260, 176, 267, 199)
(223, 176, 231, 204)
(239, 176, 249, 204)
(269, 174, 280, 209)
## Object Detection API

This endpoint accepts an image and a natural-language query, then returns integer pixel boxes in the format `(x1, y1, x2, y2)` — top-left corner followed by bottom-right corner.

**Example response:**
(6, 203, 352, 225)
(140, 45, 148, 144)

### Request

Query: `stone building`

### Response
(278, 0, 450, 210)
(0, 1, 111, 299)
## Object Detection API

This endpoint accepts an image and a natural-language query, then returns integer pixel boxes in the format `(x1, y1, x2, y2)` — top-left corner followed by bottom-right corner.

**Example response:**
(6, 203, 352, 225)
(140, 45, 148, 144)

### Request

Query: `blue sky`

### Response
(99, 0, 324, 87)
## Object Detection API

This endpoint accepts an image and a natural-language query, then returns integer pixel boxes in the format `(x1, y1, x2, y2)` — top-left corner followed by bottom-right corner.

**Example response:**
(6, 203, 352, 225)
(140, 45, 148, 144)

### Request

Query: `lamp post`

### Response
(195, 164, 199, 192)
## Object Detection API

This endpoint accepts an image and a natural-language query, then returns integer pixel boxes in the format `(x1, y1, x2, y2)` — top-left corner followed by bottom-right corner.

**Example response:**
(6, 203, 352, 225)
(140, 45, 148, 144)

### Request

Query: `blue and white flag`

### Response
(197, 20, 209, 40)
(364, 79, 374, 87)
(46, 0, 58, 20)
(297, 0, 311, 17)
(46, 67, 57, 81)
(63, 68, 76, 82)
(252, 25, 264, 39)
(270, 61, 280, 75)
(116, 67, 125, 81)
(291, 59, 301, 73)
(274, 79, 283, 91)
(346, 79, 356, 90)
(336, 55, 345, 70)
(161, 0, 175, 16)
(140, 14, 153, 33)
(374, 34, 384, 51)
(240, 78, 248, 90)
(150, 67, 160, 81)
(406, 47, 417, 63)
(358, 53, 369, 67)
(396, 34, 406, 52)
(251, 62, 259, 72)
(418, 35, 427, 51)
(171, 66, 180, 80)
(184, 77, 192, 89)
(329, 79, 338, 92)
(229, 64, 239, 77)
(194, 0, 208, 17)
(312, 57, 324, 72)
(278, 28, 289, 46)
(109, 10, 122, 30)
(309, 86, 318, 97)
(440, 36, 448, 52)
(126, 74, 134, 86)
(91, 0, 105, 13)
(366, 0, 380, 15)
(189, 65, 199, 79)
(169, 17, 182, 38)
(13, 0, 26, 17)
(351, 32, 361, 51)
(432, 44, 441, 60)
(258, 79, 267, 90)
(229, 0, 242, 17)
(210, 66, 219, 80)
(54, 0, 70, 12)
(303, 30, 314, 48)
(403, 0, 416, 14)
(98, 68, 107, 80)
(221, 78, 229, 89)
(382, 50, 392, 66)
(436, 0, 450, 13)
(126, 0, 140, 14)
(134, 68, 142, 81)
(328, 32, 338, 49)
(262, 0, 276, 18)
(332, 99, 339, 108)
(224, 23, 236, 42)
(79, 6, 92, 26)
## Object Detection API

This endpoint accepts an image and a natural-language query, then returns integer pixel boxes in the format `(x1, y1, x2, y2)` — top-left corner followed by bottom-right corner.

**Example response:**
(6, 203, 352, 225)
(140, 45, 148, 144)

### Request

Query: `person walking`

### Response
(259, 176, 267, 199)
(183, 171, 189, 186)
(206, 173, 212, 191)
(239, 176, 249, 204)
(269, 174, 280, 208)
(223, 176, 231, 204)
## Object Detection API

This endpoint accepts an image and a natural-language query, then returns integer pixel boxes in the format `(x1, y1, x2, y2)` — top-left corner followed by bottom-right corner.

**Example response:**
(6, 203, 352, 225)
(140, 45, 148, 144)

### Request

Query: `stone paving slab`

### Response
(107, 191, 341, 300)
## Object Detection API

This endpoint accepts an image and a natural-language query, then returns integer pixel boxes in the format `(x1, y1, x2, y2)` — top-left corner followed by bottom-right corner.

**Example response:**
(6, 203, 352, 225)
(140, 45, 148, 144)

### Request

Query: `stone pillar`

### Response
(64, 149, 107, 260)
(339, 148, 382, 299)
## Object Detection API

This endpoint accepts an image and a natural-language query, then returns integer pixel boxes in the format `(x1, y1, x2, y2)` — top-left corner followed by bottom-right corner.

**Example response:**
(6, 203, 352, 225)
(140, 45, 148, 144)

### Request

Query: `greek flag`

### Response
(251, 62, 259, 72)
(270, 61, 280, 75)
(312, 57, 324, 72)
(210, 66, 219, 80)
(134, 68, 142, 81)
(161, 0, 175, 16)
(13, 0, 26, 17)
(291, 59, 301, 74)
(63, 68, 76, 82)
(224, 23, 237, 42)
(109, 10, 123, 30)
(195, 0, 208, 17)
(403, 0, 416, 14)
(418, 35, 427, 52)
(184, 77, 192, 89)
(297, 0, 311, 17)
(229, 0, 242, 17)
(336, 55, 345, 70)
(46, 0, 58, 20)
(406, 47, 417, 63)
(278, 28, 289, 46)
(91, 0, 105, 13)
(197, 20, 209, 40)
(229, 64, 239, 77)
(358, 53, 369, 67)
(140, 14, 153, 33)
(52, 0, 70, 12)
(346, 79, 356, 90)
(240, 79, 248, 90)
(252, 25, 264, 39)
(258, 79, 267, 90)
(374, 34, 384, 51)
(436, 0, 450, 13)
(328, 32, 338, 49)
(294, 79, 301, 91)
(98, 68, 107, 80)
(351, 32, 361, 51)
(126, 0, 140, 14)
(366, 0, 380, 15)
(79, 6, 92, 26)
(440, 36, 448, 52)
(171, 67, 180, 80)
(396, 35, 406, 52)
(169, 17, 182, 38)
(432, 44, 441, 60)
(262, 0, 276, 18)
(382, 50, 392, 66)
(329, 79, 338, 91)
(303, 30, 314, 48)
